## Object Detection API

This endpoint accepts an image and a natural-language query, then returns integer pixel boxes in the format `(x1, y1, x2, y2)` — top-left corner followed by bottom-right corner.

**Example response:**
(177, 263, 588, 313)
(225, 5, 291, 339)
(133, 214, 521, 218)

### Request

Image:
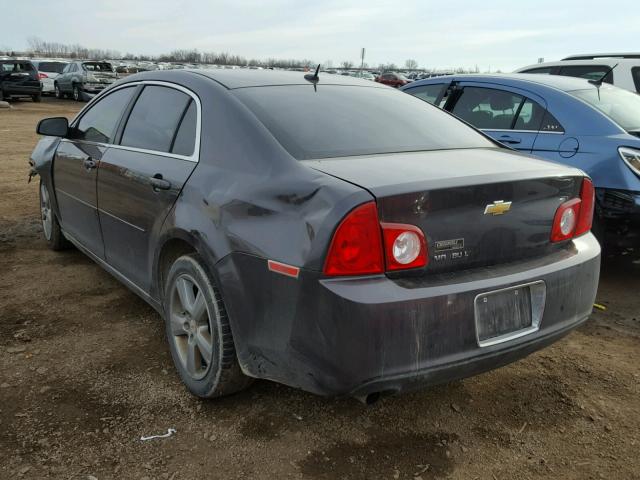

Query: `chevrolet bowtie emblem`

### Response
(484, 200, 512, 215)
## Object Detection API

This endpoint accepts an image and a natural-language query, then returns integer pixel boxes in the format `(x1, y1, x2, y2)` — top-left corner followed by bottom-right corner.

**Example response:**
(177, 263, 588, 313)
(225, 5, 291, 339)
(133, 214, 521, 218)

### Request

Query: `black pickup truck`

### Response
(0, 60, 42, 102)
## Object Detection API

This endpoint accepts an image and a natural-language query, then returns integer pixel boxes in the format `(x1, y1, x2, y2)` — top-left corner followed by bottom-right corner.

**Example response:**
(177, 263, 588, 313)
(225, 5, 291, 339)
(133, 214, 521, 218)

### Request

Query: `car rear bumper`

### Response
(597, 188, 640, 248)
(220, 234, 601, 397)
(2, 83, 41, 96)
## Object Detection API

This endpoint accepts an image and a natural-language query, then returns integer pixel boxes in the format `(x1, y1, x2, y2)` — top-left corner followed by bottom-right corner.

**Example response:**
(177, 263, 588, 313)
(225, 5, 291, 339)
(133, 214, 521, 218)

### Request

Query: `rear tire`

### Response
(32, 93, 41, 103)
(163, 254, 252, 399)
(72, 84, 82, 102)
(39, 181, 70, 251)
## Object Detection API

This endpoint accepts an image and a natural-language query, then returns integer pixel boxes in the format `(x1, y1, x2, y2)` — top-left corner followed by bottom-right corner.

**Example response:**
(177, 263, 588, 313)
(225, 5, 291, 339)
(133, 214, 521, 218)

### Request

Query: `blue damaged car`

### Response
(402, 74, 640, 249)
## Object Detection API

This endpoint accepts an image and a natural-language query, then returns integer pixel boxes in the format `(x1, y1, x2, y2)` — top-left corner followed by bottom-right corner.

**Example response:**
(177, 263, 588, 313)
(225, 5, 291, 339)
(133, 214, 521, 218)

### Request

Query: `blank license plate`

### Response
(474, 282, 545, 347)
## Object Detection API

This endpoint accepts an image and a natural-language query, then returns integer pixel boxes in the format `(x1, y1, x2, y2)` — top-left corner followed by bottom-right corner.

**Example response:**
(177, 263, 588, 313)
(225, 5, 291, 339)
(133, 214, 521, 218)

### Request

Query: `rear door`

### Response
(53, 85, 137, 256)
(448, 83, 546, 153)
(97, 83, 200, 291)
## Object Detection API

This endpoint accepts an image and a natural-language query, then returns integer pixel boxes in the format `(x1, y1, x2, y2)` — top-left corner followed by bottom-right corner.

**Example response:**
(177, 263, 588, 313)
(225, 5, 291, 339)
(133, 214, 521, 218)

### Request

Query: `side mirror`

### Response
(36, 117, 69, 137)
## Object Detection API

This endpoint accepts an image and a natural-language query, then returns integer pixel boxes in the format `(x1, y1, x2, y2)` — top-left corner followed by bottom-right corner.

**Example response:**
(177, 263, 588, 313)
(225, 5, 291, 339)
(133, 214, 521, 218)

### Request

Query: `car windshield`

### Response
(234, 85, 494, 160)
(570, 86, 640, 132)
(83, 62, 113, 72)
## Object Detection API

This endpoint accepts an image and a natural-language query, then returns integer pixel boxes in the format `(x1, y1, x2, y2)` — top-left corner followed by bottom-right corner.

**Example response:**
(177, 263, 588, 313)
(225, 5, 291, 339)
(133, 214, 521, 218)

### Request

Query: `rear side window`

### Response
(75, 86, 135, 143)
(120, 85, 192, 154)
(558, 65, 613, 84)
(513, 99, 546, 131)
(83, 62, 113, 72)
(540, 111, 565, 133)
(406, 84, 446, 105)
(171, 101, 197, 156)
(522, 67, 554, 74)
(233, 85, 493, 160)
(451, 87, 523, 130)
(632, 67, 640, 93)
(1, 62, 34, 72)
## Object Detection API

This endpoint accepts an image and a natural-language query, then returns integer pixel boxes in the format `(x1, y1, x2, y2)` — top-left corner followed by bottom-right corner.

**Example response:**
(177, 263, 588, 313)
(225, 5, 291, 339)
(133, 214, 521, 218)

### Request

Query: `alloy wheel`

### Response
(169, 274, 214, 380)
(40, 183, 52, 240)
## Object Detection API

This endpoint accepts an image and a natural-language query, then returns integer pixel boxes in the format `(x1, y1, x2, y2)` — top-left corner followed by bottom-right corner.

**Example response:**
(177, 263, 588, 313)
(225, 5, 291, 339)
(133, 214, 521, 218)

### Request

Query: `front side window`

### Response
(406, 84, 446, 105)
(233, 85, 494, 160)
(451, 87, 523, 130)
(570, 86, 640, 132)
(120, 85, 192, 153)
(74, 86, 135, 143)
(559, 65, 613, 84)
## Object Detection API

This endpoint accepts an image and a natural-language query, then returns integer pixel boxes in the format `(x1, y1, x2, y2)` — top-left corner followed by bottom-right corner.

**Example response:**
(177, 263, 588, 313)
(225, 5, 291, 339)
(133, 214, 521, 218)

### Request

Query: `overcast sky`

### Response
(4, 0, 638, 71)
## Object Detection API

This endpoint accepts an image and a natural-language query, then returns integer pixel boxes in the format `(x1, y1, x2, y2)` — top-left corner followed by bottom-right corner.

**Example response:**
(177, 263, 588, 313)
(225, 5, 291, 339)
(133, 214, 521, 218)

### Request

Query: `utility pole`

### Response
(360, 48, 366, 71)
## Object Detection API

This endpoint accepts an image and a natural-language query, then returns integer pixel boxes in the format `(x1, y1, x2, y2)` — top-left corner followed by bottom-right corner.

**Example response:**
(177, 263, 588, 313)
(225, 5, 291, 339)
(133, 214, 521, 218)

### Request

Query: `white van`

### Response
(515, 53, 640, 93)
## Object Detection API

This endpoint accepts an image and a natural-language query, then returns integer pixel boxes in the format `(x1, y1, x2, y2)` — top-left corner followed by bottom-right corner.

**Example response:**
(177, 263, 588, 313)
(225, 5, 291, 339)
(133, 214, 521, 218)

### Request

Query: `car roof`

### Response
(187, 68, 385, 89)
(409, 73, 598, 93)
(517, 58, 640, 71)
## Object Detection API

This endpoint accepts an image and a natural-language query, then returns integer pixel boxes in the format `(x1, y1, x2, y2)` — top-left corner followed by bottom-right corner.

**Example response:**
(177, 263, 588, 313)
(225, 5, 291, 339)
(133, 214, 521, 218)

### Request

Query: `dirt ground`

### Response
(0, 98, 638, 480)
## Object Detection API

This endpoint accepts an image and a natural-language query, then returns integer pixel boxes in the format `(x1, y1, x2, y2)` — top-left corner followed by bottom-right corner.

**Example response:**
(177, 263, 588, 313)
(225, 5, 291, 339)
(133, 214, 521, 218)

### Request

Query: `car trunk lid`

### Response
(307, 148, 584, 273)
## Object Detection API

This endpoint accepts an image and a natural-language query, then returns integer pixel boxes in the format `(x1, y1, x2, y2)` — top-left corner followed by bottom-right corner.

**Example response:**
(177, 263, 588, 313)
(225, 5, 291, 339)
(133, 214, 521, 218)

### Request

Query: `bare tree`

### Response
(340, 60, 354, 69)
(405, 59, 418, 70)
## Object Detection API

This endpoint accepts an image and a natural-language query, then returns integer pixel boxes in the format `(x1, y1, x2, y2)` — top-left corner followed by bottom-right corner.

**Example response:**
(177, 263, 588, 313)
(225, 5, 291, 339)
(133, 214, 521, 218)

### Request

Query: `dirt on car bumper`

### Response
(220, 234, 601, 398)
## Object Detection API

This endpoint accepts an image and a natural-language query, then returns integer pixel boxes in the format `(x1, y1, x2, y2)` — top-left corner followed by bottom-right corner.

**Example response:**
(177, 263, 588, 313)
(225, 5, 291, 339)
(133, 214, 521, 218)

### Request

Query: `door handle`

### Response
(499, 135, 522, 145)
(83, 158, 97, 170)
(150, 174, 171, 191)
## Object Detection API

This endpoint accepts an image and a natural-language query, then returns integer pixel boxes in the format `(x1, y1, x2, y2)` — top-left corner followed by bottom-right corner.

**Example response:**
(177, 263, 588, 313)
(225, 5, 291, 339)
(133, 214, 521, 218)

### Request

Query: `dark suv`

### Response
(54, 61, 117, 101)
(0, 60, 42, 102)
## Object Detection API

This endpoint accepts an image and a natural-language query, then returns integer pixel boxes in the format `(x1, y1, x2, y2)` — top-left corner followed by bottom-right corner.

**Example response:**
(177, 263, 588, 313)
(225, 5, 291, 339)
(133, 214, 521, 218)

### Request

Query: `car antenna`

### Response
(588, 63, 617, 99)
(304, 64, 321, 91)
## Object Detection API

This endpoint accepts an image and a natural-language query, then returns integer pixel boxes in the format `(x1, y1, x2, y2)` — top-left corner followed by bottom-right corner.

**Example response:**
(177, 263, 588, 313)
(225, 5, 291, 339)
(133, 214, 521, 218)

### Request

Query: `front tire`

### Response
(54, 83, 64, 99)
(163, 254, 251, 398)
(32, 93, 41, 103)
(39, 181, 70, 250)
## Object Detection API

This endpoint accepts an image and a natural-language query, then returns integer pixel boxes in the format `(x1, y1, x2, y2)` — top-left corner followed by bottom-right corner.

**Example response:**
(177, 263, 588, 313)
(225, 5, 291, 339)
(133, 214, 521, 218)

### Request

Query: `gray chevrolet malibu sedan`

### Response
(30, 70, 600, 403)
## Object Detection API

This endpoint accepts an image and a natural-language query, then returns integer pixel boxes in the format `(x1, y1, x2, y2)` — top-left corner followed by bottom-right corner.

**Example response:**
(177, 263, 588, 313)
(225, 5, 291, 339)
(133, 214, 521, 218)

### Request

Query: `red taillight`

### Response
(551, 198, 580, 242)
(381, 223, 428, 270)
(324, 202, 428, 276)
(323, 202, 384, 276)
(575, 178, 594, 236)
(550, 177, 595, 243)
(38, 72, 48, 79)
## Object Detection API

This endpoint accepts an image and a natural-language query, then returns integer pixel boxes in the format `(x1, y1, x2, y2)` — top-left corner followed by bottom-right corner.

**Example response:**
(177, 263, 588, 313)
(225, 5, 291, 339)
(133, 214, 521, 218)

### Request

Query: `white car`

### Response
(515, 53, 640, 93)
(30, 60, 69, 94)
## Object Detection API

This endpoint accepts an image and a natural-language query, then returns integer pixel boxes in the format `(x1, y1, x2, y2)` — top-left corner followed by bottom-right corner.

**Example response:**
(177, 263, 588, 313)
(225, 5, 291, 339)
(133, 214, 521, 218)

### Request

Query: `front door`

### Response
(52, 85, 137, 257)
(97, 84, 199, 291)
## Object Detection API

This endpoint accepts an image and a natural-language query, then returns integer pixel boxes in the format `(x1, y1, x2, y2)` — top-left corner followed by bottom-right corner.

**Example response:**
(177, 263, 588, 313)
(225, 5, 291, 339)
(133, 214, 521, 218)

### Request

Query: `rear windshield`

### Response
(37, 62, 67, 73)
(1, 61, 34, 72)
(234, 85, 494, 160)
(570, 86, 640, 132)
(83, 62, 113, 72)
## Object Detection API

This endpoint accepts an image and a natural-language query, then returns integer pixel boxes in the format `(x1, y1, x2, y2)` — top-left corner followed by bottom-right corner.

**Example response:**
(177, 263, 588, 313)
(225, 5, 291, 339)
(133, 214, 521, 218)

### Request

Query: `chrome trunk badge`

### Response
(484, 200, 512, 215)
